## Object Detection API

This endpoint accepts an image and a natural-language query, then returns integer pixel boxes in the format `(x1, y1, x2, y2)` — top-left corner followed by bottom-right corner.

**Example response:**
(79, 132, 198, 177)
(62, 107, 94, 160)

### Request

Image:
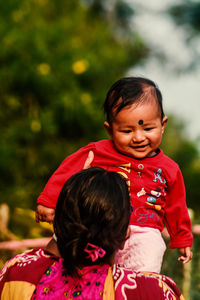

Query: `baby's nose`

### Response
(132, 130, 145, 142)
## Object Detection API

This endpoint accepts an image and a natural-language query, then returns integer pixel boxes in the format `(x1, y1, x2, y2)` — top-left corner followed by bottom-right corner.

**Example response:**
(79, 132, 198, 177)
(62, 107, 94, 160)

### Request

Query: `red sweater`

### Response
(37, 139, 193, 249)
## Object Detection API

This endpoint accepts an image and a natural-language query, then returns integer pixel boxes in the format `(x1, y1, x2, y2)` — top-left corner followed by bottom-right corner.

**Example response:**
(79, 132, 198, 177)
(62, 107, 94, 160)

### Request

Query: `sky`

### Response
(127, 0, 200, 141)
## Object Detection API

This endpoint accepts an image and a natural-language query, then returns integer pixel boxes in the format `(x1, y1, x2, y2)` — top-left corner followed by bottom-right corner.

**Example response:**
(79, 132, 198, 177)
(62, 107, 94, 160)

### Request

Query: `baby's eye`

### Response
(121, 130, 132, 133)
(144, 127, 153, 131)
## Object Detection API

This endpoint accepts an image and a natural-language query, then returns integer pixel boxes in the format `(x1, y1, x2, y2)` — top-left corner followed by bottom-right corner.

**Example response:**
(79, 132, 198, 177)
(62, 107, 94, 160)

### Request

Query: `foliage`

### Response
(190, 234, 200, 299)
(162, 115, 200, 213)
(0, 1, 200, 297)
(168, 1, 200, 33)
(161, 114, 200, 299)
(168, 0, 200, 71)
(0, 0, 148, 215)
(0, 0, 200, 233)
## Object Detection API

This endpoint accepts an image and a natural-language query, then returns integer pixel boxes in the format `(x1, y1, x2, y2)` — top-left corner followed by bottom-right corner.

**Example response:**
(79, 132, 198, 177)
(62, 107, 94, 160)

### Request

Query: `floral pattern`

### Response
(0, 248, 184, 300)
(32, 260, 109, 300)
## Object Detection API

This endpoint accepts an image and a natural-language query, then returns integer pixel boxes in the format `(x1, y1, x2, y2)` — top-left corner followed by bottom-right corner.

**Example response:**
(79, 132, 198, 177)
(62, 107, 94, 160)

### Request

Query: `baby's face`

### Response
(104, 99, 168, 159)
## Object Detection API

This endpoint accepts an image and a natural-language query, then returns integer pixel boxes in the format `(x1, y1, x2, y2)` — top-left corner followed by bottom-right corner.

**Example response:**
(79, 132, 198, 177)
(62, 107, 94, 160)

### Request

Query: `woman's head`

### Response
(54, 167, 131, 277)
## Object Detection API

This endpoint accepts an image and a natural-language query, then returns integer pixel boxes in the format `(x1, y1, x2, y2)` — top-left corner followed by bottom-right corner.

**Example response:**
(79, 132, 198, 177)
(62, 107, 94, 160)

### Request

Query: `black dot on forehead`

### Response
(138, 119, 143, 125)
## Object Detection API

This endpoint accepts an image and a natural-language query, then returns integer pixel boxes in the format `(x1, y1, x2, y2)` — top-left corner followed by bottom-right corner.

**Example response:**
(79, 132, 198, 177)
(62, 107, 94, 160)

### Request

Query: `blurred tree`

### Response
(83, 0, 135, 28)
(162, 115, 200, 212)
(167, 0, 200, 214)
(1, 0, 200, 241)
(168, 0, 200, 70)
(161, 115, 200, 299)
(0, 0, 149, 215)
(0, 3, 200, 296)
(169, 1, 200, 33)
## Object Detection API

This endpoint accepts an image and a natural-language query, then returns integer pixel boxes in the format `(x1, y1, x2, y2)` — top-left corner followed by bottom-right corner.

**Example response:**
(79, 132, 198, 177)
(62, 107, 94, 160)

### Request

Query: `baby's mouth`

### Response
(132, 144, 149, 149)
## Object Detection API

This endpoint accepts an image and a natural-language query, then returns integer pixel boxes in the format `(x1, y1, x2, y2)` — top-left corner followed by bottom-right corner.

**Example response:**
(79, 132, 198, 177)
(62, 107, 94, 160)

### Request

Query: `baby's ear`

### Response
(104, 121, 112, 137)
(161, 116, 168, 133)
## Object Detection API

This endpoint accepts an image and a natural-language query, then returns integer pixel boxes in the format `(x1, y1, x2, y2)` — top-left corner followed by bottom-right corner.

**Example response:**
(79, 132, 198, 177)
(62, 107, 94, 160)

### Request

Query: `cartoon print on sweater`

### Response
(134, 206, 160, 223)
(117, 163, 131, 190)
(113, 163, 166, 221)
(153, 168, 167, 184)
(153, 168, 163, 183)
(137, 188, 146, 197)
(147, 196, 156, 203)
(136, 190, 162, 212)
(136, 167, 168, 215)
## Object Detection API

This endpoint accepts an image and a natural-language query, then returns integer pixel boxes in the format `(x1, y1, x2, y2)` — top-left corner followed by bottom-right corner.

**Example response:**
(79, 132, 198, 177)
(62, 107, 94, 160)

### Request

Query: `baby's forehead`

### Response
(112, 98, 161, 124)
(139, 85, 157, 102)
(116, 91, 159, 112)
(108, 83, 163, 123)
(116, 85, 157, 106)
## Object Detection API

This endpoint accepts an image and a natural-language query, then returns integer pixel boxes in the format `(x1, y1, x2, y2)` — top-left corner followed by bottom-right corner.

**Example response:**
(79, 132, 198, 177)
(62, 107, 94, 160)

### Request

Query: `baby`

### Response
(36, 76, 193, 272)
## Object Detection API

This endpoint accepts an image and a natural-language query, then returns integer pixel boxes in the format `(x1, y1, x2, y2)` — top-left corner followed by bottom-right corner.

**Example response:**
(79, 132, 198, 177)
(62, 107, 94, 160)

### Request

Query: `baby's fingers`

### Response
(178, 251, 193, 264)
(83, 151, 94, 169)
(35, 212, 47, 223)
(178, 255, 189, 264)
(35, 205, 55, 224)
(35, 211, 40, 223)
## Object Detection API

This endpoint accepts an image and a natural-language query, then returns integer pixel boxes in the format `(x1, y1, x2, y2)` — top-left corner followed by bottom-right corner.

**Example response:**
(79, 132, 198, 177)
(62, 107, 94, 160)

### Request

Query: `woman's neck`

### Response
(45, 237, 61, 257)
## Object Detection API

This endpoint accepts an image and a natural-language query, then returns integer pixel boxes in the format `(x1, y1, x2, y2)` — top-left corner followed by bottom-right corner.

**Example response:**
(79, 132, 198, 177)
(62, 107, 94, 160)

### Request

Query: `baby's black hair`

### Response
(104, 77, 164, 124)
(54, 167, 131, 277)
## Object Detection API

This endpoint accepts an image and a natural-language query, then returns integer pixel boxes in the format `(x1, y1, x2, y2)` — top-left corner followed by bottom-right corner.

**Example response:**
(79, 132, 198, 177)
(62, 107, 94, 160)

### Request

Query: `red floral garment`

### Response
(113, 264, 184, 299)
(0, 248, 184, 300)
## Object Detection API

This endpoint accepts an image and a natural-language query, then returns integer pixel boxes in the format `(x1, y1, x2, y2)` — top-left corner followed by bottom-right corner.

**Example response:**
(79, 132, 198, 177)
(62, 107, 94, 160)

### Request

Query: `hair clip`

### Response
(84, 243, 106, 262)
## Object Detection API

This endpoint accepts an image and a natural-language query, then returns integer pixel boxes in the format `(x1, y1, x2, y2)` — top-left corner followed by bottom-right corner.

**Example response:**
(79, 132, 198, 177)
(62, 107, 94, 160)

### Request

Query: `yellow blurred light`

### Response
(71, 37, 82, 48)
(37, 63, 51, 75)
(15, 189, 26, 199)
(12, 10, 25, 22)
(31, 120, 41, 132)
(34, 0, 48, 5)
(7, 97, 20, 109)
(81, 93, 92, 105)
(72, 60, 89, 74)
(38, 222, 54, 232)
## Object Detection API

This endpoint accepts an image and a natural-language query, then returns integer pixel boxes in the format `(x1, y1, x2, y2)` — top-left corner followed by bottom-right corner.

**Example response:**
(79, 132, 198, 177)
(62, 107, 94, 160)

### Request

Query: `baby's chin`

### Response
(117, 148, 158, 160)
(116, 149, 147, 159)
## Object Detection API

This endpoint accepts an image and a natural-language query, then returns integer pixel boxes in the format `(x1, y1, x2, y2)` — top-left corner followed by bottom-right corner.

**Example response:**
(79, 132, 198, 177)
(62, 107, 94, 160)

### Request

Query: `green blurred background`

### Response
(0, 0, 200, 298)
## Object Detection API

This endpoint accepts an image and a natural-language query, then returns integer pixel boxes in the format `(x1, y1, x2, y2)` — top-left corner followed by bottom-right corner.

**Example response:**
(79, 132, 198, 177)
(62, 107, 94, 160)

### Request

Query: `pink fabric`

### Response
(115, 225, 166, 273)
(32, 259, 109, 300)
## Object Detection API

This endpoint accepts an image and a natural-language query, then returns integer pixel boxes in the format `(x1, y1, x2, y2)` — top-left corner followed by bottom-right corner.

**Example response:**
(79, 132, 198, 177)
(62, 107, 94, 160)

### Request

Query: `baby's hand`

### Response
(35, 204, 55, 224)
(178, 247, 193, 264)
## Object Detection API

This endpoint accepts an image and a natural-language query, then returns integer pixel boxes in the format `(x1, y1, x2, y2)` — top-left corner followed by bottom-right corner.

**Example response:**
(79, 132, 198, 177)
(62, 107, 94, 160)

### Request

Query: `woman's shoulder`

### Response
(0, 248, 57, 289)
(110, 265, 183, 300)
